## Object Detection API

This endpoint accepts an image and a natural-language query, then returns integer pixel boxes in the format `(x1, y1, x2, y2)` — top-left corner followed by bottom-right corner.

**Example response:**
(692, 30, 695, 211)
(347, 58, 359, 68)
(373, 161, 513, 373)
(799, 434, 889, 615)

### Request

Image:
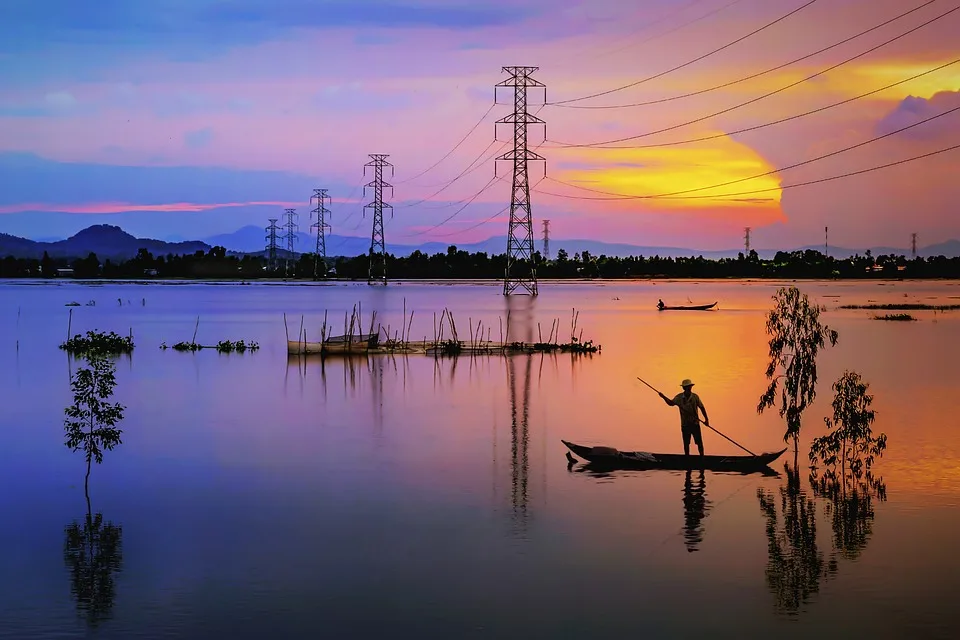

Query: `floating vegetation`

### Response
(840, 303, 960, 311)
(65, 301, 81, 307)
(60, 330, 135, 355)
(160, 339, 259, 353)
(873, 313, 917, 321)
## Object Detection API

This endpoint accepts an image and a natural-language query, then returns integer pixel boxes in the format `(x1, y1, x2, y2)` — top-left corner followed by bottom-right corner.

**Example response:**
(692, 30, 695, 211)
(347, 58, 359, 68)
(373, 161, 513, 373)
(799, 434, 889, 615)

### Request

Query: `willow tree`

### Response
(758, 287, 838, 458)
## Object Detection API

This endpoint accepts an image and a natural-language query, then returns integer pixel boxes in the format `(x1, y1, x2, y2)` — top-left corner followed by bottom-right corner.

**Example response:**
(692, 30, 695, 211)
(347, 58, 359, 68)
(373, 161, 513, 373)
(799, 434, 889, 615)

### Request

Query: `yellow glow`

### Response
(554, 133, 782, 210)
(815, 58, 960, 101)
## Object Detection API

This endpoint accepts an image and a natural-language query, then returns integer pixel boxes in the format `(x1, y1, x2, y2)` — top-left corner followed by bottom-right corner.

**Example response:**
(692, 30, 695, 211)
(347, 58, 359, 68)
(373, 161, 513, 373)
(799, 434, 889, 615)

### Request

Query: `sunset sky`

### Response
(1, 0, 959, 250)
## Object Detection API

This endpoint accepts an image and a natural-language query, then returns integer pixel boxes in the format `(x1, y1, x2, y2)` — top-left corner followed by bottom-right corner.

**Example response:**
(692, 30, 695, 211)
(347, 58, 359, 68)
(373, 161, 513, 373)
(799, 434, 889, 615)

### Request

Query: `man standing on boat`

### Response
(659, 379, 709, 457)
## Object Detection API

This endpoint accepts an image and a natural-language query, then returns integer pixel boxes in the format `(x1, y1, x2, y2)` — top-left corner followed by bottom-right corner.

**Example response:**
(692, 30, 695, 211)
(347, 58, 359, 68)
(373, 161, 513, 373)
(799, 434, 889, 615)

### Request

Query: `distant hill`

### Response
(0, 224, 210, 260)
(4, 223, 960, 261)
(201, 226, 960, 259)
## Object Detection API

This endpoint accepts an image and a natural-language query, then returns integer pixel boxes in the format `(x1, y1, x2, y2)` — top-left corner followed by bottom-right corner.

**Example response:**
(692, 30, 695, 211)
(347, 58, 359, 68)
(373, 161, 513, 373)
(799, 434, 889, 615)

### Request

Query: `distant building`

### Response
(55, 268, 75, 277)
(143, 269, 158, 276)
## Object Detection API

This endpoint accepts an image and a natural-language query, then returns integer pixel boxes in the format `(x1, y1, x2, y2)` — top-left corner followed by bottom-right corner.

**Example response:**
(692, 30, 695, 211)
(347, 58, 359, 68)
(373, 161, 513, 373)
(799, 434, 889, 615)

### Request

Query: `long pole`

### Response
(636, 376, 757, 456)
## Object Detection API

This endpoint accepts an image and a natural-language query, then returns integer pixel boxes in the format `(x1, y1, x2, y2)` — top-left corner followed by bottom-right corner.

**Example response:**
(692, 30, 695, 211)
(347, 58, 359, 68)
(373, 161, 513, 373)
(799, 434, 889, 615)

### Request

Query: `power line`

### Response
(580, 0, 738, 62)
(536, 142, 960, 201)
(400, 176, 503, 237)
(548, 0, 819, 106)
(396, 139, 499, 208)
(542, 102, 960, 200)
(395, 103, 496, 185)
(550, 4, 960, 148)
(549, 0, 938, 110)
(543, 56, 960, 150)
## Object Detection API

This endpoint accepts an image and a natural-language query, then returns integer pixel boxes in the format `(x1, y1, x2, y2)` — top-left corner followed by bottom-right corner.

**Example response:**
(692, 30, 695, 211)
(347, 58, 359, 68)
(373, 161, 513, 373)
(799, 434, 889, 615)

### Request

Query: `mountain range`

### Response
(2, 224, 960, 261)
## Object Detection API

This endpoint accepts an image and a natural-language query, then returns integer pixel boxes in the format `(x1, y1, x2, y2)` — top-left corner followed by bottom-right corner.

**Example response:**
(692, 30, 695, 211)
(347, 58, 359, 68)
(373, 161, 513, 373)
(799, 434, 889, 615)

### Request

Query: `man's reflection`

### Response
(682, 469, 710, 552)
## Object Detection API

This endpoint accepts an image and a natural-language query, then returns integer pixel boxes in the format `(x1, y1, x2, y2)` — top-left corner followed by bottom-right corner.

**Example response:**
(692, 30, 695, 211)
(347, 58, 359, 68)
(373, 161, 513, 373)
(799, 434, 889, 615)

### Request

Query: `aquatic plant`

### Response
(809, 371, 887, 481)
(215, 339, 260, 353)
(60, 330, 134, 356)
(757, 287, 839, 459)
(64, 353, 125, 495)
(872, 313, 916, 321)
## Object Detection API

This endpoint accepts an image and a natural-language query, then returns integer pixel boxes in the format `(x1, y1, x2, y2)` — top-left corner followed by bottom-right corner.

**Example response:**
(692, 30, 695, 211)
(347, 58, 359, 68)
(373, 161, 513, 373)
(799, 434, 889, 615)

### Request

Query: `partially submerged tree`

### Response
(64, 353, 125, 495)
(758, 287, 839, 458)
(809, 371, 888, 480)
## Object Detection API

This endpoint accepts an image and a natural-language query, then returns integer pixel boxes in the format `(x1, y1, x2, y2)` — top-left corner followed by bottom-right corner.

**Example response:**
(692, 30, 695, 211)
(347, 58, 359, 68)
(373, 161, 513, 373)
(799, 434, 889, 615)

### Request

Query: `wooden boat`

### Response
(562, 440, 786, 472)
(657, 302, 718, 311)
(287, 332, 379, 355)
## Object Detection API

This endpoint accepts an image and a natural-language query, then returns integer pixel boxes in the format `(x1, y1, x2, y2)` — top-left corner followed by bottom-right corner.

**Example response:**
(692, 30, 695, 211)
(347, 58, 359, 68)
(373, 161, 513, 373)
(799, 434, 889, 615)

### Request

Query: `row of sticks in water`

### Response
(283, 300, 589, 351)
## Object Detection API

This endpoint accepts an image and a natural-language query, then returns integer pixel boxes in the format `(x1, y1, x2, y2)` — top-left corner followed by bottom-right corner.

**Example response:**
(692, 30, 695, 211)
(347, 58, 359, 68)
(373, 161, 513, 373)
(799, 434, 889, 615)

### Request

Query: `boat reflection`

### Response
(63, 492, 123, 630)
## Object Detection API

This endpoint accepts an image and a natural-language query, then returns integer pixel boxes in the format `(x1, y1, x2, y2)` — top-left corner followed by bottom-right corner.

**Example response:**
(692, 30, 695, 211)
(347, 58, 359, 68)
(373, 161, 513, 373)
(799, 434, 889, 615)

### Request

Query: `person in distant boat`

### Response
(659, 379, 709, 457)
(657, 299, 665, 310)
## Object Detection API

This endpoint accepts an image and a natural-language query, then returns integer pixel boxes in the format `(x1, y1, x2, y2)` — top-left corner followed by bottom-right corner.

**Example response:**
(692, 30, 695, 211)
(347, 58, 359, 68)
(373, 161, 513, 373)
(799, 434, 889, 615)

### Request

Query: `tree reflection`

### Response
(63, 493, 123, 629)
(810, 469, 886, 561)
(757, 463, 835, 614)
(682, 469, 710, 552)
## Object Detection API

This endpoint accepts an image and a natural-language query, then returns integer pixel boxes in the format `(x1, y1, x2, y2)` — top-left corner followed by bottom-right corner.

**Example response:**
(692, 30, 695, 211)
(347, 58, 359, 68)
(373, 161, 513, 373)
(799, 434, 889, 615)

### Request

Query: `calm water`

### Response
(1, 278, 959, 639)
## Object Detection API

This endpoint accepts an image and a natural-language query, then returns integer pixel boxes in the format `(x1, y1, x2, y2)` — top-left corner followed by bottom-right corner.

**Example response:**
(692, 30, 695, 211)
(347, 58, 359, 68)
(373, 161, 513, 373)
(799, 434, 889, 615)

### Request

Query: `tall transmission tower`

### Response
(282, 208, 298, 276)
(496, 66, 546, 296)
(824, 226, 829, 258)
(311, 188, 331, 279)
(744, 227, 751, 254)
(911, 232, 918, 259)
(541, 219, 551, 260)
(265, 218, 280, 272)
(363, 154, 394, 285)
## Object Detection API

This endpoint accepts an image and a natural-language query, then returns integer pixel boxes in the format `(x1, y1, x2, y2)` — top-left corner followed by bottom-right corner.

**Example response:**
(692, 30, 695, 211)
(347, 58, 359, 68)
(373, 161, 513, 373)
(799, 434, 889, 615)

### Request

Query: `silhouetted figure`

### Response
(657, 299, 665, 310)
(659, 378, 709, 457)
(682, 469, 709, 552)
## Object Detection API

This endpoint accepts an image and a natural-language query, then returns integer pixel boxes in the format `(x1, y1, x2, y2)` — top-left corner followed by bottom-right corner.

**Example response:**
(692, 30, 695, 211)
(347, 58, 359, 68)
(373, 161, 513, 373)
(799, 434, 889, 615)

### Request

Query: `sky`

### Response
(1, 0, 959, 251)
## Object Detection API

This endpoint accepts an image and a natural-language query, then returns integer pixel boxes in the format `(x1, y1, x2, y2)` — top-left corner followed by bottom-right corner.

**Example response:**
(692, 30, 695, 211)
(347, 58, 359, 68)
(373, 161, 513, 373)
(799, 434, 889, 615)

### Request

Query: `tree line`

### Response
(3, 245, 960, 279)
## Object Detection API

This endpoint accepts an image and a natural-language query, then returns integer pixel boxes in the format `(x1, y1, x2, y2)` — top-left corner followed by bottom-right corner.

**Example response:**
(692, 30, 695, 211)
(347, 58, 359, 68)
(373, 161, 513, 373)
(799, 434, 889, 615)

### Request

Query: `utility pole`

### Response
(265, 218, 280, 272)
(744, 227, 751, 254)
(824, 226, 829, 258)
(364, 154, 393, 285)
(496, 66, 546, 296)
(541, 219, 551, 260)
(311, 188, 331, 279)
(282, 208, 298, 276)
(911, 232, 918, 259)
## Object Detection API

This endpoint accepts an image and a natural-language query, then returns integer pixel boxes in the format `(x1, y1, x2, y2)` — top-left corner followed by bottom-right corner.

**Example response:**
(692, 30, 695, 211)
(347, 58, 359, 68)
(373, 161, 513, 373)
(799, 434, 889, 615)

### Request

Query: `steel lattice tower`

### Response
(282, 208, 298, 276)
(496, 66, 546, 296)
(265, 218, 280, 272)
(744, 227, 751, 254)
(911, 232, 918, 259)
(541, 219, 551, 260)
(311, 188, 331, 279)
(824, 226, 829, 258)
(363, 154, 393, 284)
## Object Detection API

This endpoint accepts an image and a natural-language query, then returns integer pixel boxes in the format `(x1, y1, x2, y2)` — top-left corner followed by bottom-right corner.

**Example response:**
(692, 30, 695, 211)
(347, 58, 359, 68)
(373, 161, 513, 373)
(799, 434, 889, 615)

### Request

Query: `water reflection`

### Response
(757, 463, 834, 615)
(758, 463, 889, 615)
(508, 355, 533, 529)
(682, 469, 711, 553)
(810, 469, 887, 561)
(63, 493, 123, 629)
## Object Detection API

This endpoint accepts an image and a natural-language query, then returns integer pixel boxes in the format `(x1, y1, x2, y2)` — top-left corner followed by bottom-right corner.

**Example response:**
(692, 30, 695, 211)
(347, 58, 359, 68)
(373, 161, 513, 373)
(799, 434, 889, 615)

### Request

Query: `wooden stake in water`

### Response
(284, 312, 290, 343)
(67, 308, 73, 342)
(192, 316, 200, 346)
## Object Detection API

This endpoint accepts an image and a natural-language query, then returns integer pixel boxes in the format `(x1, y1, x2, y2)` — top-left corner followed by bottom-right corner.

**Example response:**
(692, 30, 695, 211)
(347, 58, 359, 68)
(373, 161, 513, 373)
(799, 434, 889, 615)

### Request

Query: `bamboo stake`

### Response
(192, 316, 200, 346)
(469, 317, 473, 348)
(322, 309, 328, 342)
(67, 308, 73, 341)
(284, 313, 289, 343)
(16, 306, 20, 350)
(299, 314, 304, 351)
(538, 322, 542, 344)
(406, 310, 415, 346)
(433, 311, 437, 345)
(499, 316, 503, 345)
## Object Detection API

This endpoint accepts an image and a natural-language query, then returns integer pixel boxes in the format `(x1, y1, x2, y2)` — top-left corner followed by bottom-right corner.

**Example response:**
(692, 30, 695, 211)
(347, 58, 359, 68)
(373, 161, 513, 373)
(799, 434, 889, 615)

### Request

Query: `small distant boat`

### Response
(562, 440, 786, 472)
(657, 302, 718, 311)
(287, 332, 379, 355)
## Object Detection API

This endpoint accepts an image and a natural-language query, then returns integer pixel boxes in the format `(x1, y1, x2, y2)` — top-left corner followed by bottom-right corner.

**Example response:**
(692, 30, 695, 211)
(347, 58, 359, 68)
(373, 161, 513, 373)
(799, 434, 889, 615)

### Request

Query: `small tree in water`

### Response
(65, 353, 125, 494)
(809, 371, 887, 480)
(758, 287, 839, 458)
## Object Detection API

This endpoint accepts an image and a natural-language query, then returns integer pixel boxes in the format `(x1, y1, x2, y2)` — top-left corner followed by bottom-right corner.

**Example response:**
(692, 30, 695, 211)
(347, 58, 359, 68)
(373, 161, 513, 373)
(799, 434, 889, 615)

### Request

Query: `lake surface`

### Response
(1, 278, 959, 639)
